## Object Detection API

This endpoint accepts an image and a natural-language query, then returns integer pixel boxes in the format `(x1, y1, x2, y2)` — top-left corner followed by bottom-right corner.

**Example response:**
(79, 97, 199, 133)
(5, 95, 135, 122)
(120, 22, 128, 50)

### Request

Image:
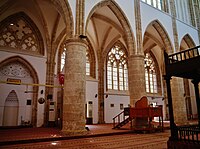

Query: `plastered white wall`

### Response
(86, 79, 98, 124)
(0, 50, 46, 127)
(104, 95, 130, 123)
(141, 2, 174, 48)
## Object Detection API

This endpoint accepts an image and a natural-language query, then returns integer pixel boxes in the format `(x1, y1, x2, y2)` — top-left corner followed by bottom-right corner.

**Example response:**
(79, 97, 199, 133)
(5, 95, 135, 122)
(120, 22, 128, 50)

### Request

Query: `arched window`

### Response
(60, 45, 66, 73)
(144, 53, 158, 93)
(86, 49, 90, 76)
(107, 44, 128, 91)
(59, 44, 94, 77)
(85, 40, 96, 78)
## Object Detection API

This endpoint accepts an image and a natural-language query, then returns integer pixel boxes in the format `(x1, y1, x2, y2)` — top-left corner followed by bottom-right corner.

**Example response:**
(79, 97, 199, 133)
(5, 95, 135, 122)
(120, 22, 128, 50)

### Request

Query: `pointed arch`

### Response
(0, 56, 39, 127)
(105, 40, 128, 60)
(3, 90, 19, 126)
(179, 34, 196, 120)
(180, 34, 196, 50)
(85, 0, 135, 56)
(50, 0, 74, 41)
(0, 12, 44, 55)
(86, 38, 96, 78)
(144, 51, 161, 94)
(57, 38, 96, 78)
(106, 40, 128, 91)
(144, 20, 173, 53)
(143, 19, 173, 101)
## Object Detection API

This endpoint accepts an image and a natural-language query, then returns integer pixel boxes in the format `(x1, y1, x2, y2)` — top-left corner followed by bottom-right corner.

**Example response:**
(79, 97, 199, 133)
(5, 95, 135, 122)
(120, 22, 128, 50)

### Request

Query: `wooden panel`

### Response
(129, 107, 162, 118)
(135, 96, 148, 108)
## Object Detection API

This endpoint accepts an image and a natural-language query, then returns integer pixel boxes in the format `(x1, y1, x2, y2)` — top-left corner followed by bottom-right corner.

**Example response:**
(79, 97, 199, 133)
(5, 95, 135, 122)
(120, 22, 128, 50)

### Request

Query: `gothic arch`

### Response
(104, 40, 128, 61)
(49, 0, 74, 56)
(0, 56, 39, 127)
(0, 12, 44, 55)
(3, 90, 19, 126)
(179, 34, 196, 120)
(143, 19, 174, 107)
(144, 51, 162, 95)
(180, 34, 196, 50)
(146, 20, 173, 53)
(85, 0, 136, 56)
(143, 19, 174, 80)
(50, 0, 74, 38)
(57, 38, 96, 78)
(86, 38, 96, 78)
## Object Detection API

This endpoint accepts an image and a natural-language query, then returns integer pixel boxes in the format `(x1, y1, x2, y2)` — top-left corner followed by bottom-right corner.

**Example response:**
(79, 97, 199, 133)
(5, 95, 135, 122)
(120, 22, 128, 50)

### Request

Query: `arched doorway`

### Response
(0, 56, 38, 127)
(3, 90, 19, 126)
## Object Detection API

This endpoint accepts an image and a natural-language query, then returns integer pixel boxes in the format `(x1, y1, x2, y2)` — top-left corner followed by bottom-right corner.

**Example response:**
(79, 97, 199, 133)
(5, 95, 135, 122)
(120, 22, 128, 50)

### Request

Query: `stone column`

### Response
(188, 0, 196, 27)
(171, 77, 187, 124)
(129, 0, 146, 106)
(62, 38, 87, 135)
(128, 55, 147, 128)
(192, 80, 200, 127)
(97, 53, 105, 124)
(169, 0, 179, 52)
(134, 0, 143, 55)
(194, 0, 200, 43)
(128, 55, 146, 106)
(44, 44, 56, 126)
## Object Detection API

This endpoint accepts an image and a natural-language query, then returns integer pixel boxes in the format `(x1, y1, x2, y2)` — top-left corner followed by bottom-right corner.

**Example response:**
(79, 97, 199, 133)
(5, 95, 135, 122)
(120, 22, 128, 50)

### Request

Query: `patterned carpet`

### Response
(1, 131, 170, 149)
(0, 123, 170, 149)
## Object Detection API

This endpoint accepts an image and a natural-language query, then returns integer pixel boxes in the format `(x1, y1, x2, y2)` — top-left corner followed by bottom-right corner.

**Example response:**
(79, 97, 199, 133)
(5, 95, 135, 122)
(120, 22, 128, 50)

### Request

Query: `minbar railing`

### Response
(177, 125, 200, 143)
(167, 45, 200, 64)
(113, 108, 130, 129)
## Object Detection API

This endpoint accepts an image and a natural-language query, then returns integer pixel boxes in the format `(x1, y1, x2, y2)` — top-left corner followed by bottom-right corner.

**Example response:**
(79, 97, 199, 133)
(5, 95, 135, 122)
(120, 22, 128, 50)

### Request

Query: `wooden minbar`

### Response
(130, 96, 163, 132)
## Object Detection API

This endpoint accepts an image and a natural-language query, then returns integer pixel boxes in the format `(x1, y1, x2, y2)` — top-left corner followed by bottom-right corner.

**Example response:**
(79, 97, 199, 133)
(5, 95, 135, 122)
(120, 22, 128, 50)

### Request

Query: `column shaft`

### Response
(192, 80, 200, 127)
(128, 55, 146, 106)
(62, 39, 87, 135)
(171, 78, 187, 124)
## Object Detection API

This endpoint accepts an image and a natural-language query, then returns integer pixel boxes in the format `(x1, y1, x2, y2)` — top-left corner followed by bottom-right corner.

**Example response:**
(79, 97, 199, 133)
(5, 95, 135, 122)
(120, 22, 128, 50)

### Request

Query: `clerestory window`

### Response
(142, 0, 168, 12)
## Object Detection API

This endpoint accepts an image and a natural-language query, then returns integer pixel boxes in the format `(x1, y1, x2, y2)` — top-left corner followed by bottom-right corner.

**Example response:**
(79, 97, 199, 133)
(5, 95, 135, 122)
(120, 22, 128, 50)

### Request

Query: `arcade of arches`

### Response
(0, 0, 199, 135)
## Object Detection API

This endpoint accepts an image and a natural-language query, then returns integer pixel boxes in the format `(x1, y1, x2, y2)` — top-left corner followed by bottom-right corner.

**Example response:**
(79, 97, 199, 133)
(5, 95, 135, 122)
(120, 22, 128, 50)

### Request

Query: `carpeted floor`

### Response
(1, 130, 170, 149)
(0, 123, 170, 148)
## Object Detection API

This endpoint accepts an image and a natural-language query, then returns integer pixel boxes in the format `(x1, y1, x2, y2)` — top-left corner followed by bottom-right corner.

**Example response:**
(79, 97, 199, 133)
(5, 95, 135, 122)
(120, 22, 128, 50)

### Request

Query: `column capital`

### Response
(128, 54, 145, 60)
(65, 37, 88, 47)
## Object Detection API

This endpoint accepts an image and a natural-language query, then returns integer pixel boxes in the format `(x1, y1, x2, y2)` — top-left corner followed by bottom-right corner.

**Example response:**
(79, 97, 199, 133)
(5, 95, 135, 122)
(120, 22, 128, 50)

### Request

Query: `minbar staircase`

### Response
(112, 97, 163, 131)
(113, 108, 132, 129)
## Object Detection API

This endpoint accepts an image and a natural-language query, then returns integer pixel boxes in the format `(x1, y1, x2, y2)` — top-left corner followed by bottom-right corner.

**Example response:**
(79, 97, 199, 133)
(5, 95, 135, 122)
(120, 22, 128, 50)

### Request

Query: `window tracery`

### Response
(144, 53, 158, 93)
(0, 62, 31, 78)
(0, 12, 43, 55)
(107, 44, 128, 91)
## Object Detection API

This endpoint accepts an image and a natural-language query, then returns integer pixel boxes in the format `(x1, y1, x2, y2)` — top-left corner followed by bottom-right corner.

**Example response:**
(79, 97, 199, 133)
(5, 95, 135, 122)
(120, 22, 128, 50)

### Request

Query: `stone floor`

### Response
(0, 122, 170, 149)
